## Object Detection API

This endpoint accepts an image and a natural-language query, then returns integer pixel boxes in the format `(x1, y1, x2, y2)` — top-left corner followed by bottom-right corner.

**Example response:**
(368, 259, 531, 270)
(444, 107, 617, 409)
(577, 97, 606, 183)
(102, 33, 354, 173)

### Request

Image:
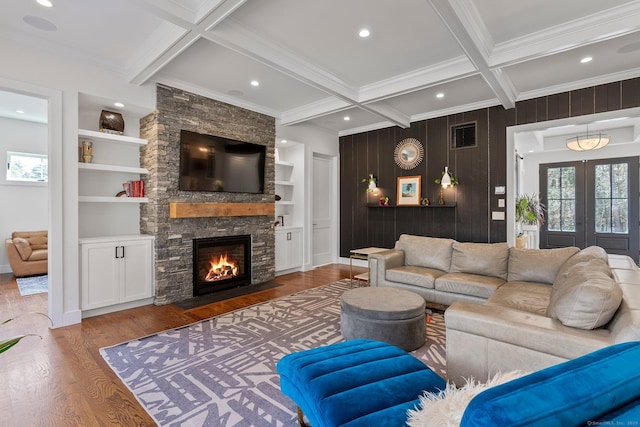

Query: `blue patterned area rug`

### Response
(16, 274, 48, 296)
(100, 280, 446, 426)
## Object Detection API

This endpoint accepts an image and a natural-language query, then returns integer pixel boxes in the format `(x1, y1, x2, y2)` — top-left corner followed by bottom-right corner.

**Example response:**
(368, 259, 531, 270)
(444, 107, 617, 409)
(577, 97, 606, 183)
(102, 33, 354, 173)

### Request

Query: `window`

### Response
(547, 166, 576, 232)
(6, 151, 48, 182)
(451, 122, 476, 148)
(595, 163, 628, 233)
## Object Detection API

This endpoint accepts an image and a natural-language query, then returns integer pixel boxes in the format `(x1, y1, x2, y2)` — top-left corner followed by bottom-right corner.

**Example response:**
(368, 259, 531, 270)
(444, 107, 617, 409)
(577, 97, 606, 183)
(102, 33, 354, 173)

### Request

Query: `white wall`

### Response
(0, 117, 48, 273)
(0, 37, 155, 326)
(276, 122, 340, 269)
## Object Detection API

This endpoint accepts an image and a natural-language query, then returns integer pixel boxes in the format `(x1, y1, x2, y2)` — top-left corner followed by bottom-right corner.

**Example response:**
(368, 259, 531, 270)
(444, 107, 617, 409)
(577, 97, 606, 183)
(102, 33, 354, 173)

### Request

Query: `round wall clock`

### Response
(394, 138, 424, 170)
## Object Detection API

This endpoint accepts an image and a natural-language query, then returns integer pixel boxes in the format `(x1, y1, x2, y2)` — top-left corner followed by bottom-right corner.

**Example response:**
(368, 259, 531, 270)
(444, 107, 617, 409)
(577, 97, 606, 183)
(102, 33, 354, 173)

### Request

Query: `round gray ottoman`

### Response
(340, 287, 426, 351)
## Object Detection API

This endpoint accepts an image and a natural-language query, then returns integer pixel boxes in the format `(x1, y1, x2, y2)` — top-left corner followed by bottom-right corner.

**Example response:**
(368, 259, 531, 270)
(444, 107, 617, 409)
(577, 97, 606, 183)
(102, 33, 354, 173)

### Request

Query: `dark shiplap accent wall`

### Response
(339, 77, 640, 257)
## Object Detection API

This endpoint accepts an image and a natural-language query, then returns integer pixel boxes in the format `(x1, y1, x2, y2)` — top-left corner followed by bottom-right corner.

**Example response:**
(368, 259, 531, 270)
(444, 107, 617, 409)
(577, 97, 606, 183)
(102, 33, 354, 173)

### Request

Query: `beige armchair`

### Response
(5, 231, 48, 277)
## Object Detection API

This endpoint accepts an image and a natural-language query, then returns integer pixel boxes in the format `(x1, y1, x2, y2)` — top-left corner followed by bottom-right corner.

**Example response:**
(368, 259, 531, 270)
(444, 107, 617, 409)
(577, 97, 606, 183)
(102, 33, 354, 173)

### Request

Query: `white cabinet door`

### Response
(275, 230, 289, 271)
(288, 228, 302, 268)
(81, 242, 120, 310)
(120, 239, 154, 303)
(275, 228, 302, 272)
(81, 237, 153, 310)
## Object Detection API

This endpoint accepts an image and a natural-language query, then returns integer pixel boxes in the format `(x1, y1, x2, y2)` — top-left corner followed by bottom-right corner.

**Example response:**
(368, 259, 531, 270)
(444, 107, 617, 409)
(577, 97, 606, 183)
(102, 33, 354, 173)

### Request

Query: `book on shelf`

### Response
(123, 180, 145, 197)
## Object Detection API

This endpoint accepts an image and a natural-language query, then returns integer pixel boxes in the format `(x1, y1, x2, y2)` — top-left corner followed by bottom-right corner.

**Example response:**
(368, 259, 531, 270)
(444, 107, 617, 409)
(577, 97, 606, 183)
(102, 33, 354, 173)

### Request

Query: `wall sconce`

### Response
(440, 166, 452, 188)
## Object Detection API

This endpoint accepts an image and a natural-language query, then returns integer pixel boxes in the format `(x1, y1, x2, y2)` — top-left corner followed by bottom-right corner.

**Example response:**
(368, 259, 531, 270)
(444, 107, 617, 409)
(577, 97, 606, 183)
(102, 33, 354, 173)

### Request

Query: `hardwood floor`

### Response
(0, 264, 365, 426)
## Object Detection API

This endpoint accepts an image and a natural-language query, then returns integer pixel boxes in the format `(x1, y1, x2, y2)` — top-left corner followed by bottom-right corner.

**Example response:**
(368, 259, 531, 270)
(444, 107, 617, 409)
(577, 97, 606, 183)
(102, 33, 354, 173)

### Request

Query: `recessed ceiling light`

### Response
(580, 56, 593, 64)
(281, 139, 288, 144)
(344, 116, 350, 121)
(359, 28, 370, 38)
(436, 93, 445, 99)
(16, 110, 25, 114)
(37, 0, 53, 7)
(23, 15, 57, 31)
(250, 80, 259, 87)
(114, 102, 125, 108)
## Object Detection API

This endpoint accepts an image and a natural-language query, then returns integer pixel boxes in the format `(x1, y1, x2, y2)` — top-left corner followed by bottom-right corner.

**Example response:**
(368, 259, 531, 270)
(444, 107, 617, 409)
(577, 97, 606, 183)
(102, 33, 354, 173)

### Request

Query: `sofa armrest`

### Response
(368, 249, 404, 287)
(445, 302, 611, 359)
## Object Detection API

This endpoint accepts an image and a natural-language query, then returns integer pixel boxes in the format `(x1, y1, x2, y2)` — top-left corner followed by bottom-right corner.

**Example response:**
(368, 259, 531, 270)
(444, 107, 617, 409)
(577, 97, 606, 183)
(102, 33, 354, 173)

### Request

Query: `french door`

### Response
(539, 157, 639, 262)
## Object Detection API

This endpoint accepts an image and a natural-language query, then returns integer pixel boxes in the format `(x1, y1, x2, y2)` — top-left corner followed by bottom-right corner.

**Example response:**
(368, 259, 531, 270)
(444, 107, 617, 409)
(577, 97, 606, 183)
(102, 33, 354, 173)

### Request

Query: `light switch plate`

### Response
(492, 211, 505, 220)
(498, 198, 505, 207)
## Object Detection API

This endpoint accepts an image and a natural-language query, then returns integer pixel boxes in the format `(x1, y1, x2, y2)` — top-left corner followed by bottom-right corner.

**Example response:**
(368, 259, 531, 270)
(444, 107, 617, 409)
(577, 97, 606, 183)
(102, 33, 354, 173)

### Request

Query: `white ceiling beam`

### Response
(361, 103, 411, 128)
(359, 56, 477, 103)
(280, 97, 352, 126)
(127, 0, 246, 85)
(490, 2, 640, 68)
(203, 20, 360, 102)
(429, 0, 516, 109)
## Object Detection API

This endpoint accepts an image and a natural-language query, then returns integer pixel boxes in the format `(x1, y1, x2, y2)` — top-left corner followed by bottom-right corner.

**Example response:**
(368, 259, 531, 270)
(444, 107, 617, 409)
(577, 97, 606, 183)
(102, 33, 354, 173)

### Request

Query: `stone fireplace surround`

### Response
(140, 84, 276, 305)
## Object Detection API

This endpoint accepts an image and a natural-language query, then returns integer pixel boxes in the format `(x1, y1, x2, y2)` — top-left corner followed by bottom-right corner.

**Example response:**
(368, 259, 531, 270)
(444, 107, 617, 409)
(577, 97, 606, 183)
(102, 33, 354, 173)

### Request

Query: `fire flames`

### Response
(204, 253, 239, 282)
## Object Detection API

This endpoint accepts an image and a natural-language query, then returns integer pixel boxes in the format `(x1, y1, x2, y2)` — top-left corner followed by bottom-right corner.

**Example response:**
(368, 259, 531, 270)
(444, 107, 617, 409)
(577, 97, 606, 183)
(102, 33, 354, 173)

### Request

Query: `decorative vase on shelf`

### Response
(83, 154, 93, 163)
(438, 188, 445, 205)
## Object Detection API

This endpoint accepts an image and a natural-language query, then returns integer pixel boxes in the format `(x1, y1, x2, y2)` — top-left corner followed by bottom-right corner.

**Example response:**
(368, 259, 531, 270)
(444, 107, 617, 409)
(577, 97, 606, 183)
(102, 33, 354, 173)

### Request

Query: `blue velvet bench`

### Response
(276, 339, 445, 427)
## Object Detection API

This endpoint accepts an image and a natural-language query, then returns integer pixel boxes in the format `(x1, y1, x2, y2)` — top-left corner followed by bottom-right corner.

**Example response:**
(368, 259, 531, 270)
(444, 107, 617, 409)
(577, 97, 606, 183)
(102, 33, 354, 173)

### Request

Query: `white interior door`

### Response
(312, 154, 334, 266)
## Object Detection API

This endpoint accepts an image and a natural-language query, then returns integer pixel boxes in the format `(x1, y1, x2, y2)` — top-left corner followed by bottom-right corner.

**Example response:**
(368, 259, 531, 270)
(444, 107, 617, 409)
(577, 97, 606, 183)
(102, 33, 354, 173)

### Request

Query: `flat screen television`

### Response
(179, 130, 266, 193)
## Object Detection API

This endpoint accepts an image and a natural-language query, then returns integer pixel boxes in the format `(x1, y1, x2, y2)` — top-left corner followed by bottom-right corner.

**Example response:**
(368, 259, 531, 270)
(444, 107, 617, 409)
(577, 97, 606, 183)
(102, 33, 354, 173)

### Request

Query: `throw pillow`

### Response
(395, 234, 455, 272)
(556, 245, 609, 280)
(450, 242, 509, 280)
(507, 246, 579, 284)
(406, 371, 528, 427)
(548, 260, 622, 330)
(13, 237, 33, 261)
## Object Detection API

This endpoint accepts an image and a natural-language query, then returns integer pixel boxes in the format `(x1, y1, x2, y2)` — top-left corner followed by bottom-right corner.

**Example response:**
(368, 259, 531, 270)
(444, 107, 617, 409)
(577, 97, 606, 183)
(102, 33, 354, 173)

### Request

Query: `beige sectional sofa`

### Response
(369, 234, 640, 386)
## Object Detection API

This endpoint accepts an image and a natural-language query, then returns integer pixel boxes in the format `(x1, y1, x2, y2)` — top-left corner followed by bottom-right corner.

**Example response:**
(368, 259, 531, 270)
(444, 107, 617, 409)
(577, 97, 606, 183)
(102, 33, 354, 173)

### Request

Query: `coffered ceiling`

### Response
(2, 0, 640, 136)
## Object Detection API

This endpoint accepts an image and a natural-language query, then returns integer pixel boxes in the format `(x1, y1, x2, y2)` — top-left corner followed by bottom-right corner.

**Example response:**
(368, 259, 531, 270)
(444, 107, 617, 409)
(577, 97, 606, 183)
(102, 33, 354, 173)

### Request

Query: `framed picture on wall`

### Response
(397, 176, 421, 206)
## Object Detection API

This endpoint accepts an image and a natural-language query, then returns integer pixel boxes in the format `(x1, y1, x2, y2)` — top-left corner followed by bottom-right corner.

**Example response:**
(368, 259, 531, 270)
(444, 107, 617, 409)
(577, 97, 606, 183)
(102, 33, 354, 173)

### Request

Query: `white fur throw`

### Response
(406, 371, 528, 427)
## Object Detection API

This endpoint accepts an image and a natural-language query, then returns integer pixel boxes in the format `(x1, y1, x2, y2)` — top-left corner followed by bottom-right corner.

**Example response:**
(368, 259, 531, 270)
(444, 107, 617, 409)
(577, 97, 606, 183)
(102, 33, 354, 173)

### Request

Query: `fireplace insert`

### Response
(193, 235, 251, 296)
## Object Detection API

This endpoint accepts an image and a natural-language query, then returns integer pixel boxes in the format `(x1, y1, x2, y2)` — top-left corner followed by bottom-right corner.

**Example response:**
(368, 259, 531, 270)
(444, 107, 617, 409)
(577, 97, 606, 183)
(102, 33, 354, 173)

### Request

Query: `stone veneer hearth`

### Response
(140, 84, 276, 304)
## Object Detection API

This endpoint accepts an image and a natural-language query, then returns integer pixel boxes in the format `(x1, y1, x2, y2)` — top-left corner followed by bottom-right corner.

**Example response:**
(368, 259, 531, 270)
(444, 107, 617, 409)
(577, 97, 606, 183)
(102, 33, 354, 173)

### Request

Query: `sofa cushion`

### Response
(28, 235, 48, 251)
(556, 245, 609, 280)
(450, 242, 509, 280)
(487, 281, 551, 316)
(435, 273, 505, 299)
(507, 246, 579, 285)
(29, 249, 48, 262)
(395, 234, 454, 272)
(386, 266, 444, 289)
(12, 237, 33, 261)
(548, 259, 623, 330)
(460, 341, 640, 427)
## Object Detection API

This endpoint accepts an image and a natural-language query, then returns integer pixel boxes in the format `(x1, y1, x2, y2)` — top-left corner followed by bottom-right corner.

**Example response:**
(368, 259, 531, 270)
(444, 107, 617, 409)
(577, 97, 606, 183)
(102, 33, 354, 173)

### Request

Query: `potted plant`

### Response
(1, 312, 52, 353)
(515, 193, 545, 227)
(515, 194, 546, 248)
(362, 173, 378, 192)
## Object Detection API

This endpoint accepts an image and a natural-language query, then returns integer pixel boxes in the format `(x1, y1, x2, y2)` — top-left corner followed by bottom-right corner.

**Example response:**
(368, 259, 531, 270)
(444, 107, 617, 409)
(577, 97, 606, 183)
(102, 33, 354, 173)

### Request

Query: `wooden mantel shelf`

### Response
(170, 202, 275, 218)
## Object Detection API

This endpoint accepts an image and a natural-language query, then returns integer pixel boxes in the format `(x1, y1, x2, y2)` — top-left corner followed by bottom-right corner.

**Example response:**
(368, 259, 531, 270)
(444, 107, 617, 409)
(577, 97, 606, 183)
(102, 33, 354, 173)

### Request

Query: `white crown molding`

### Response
(411, 99, 500, 123)
(516, 67, 640, 102)
(489, 2, 640, 68)
(338, 120, 397, 137)
(280, 97, 352, 126)
(359, 56, 476, 103)
(156, 77, 281, 118)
